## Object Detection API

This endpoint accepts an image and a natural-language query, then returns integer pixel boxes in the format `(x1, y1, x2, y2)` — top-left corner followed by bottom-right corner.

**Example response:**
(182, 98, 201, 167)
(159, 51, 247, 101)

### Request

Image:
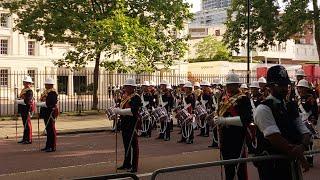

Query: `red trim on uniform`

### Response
(27, 114, 32, 142)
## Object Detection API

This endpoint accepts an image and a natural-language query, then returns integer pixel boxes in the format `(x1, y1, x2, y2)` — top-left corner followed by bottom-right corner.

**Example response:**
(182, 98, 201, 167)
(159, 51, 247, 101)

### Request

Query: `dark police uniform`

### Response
(218, 92, 252, 180)
(39, 88, 58, 152)
(119, 93, 142, 172)
(18, 87, 34, 144)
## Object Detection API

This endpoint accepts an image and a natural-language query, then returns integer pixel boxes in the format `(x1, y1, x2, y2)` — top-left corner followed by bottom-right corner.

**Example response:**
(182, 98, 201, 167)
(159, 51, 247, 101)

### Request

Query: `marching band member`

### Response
(140, 81, 153, 138)
(149, 80, 159, 130)
(156, 80, 174, 141)
(249, 81, 263, 109)
(16, 75, 35, 144)
(294, 69, 306, 99)
(178, 81, 196, 144)
(208, 78, 223, 148)
(114, 78, 142, 173)
(258, 76, 269, 100)
(38, 78, 59, 152)
(213, 72, 253, 180)
(194, 82, 202, 99)
(296, 79, 318, 166)
(254, 65, 311, 180)
(197, 80, 213, 137)
(240, 83, 250, 97)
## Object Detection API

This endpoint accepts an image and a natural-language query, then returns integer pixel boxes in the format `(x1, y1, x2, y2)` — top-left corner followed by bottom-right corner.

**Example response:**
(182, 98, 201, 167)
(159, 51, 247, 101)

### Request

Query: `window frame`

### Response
(0, 38, 9, 55)
(0, 69, 9, 87)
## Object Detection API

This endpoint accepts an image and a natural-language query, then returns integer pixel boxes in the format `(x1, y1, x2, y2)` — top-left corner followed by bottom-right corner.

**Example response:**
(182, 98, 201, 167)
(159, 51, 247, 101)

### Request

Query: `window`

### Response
(215, 30, 221, 36)
(0, 39, 8, 55)
(27, 70, 35, 84)
(0, 13, 9, 28)
(28, 41, 35, 56)
(0, 69, 8, 86)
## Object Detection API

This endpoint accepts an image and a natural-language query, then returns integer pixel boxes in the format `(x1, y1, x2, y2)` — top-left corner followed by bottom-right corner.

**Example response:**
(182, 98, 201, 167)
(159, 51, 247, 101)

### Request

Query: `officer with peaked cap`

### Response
(254, 65, 311, 180)
(16, 75, 35, 144)
(38, 77, 58, 152)
(114, 78, 142, 173)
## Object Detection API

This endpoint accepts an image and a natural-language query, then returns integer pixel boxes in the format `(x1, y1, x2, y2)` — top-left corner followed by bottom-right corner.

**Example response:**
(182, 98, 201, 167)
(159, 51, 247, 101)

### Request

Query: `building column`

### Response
(68, 71, 74, 96)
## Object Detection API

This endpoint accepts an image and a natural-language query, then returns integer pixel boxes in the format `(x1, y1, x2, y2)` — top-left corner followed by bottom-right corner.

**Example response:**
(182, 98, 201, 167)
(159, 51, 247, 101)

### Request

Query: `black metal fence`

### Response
(2, 69, 318, 116)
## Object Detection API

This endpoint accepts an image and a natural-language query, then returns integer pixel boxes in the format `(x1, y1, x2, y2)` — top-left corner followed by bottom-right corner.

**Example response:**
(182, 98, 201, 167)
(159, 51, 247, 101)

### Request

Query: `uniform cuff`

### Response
(263, 125, 280, 137)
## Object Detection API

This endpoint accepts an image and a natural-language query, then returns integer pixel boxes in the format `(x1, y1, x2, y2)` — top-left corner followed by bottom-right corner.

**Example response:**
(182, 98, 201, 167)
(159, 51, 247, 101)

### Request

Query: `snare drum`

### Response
(105, 107, 116, 120)
(194, 105, 208, 120)
(139, 108, 151, 121)
(175, 109, 192, 124)
(151, 107, 168, 122)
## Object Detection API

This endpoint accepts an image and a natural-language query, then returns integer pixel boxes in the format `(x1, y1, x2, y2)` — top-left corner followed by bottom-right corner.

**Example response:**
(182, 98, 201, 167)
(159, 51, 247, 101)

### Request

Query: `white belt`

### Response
(16, 99, 26, 105)
(36, 102, 47, 108)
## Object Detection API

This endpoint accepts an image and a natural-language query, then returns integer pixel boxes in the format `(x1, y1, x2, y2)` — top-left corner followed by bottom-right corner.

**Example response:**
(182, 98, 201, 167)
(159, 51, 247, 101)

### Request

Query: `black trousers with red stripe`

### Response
(122, 129, 139, 170)
(44, 116, 56, 149)
(21, 112, 32, 142)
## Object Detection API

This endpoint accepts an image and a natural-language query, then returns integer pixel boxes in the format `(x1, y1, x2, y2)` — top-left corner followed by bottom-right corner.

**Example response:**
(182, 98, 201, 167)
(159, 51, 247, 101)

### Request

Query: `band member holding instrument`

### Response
(178, 81, 196, 144)
(198, 80, 213, 137)
(16, 75, 35, 144)
(38, 77, 58, 152)
(213, 72, 253, 180)
(114, 78, 142, 173)
(258, 77, 269, 100)
(156, 80, 174, 141)
(140, 81, 153, 138)
(296, 79, 318, 166)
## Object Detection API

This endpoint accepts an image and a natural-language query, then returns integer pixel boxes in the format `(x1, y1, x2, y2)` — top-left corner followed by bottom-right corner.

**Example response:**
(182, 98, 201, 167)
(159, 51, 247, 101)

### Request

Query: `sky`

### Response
(185, 0, 201, 13)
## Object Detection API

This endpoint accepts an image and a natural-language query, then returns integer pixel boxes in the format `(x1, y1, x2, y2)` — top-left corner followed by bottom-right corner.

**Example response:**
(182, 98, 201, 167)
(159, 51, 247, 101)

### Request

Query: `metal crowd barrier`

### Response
(150, 150, 320, 180)
(73, 172, 139, 180)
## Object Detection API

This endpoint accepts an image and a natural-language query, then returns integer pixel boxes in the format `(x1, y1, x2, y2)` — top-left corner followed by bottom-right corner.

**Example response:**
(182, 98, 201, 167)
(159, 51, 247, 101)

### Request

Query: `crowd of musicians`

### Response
(108, 65, 318, 178)
(15, 65, 319, 179)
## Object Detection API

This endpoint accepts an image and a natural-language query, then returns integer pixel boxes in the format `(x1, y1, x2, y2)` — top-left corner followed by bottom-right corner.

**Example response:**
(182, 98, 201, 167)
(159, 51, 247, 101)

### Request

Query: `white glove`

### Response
(214, 116, 243, 127)
(36, 102, 47, 107)
(16, 99, 26, 105)
(114, 108, 133, 116)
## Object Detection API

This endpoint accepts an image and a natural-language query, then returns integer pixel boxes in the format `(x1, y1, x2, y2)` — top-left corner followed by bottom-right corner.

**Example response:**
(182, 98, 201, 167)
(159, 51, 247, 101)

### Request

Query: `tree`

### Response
(224, 0, 320, 64)
(1, 0, 192, 109)
(195, 35, 230, 60)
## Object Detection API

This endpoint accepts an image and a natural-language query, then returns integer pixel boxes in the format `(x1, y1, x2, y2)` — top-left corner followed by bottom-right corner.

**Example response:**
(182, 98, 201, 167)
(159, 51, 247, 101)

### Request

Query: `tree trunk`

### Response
(92, 51, 101, 110)
(313, 0, 320, 65)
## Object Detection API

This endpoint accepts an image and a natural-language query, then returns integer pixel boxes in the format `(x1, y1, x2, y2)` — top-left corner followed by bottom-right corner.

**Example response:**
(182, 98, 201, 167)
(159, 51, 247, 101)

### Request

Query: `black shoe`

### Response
(127, 168, 137, 173)
(45, 148, 56, 152)
(18, 140, 25, 144)
(177, 139, 185, 143)
(164, 137, 170, 141)
(41, 147, 48, 151)
(156, 135, 163, 140)
(186, 140, 193, 144)
(22, 141, 32, 144)
(208, 144, 218, 148)
(307, 156, 314, 167)
(117, 165, 131, 170)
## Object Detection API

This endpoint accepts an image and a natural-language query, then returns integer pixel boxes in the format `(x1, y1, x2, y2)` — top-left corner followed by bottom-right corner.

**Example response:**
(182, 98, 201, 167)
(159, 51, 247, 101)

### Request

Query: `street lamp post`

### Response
(247, 0, 250, 84)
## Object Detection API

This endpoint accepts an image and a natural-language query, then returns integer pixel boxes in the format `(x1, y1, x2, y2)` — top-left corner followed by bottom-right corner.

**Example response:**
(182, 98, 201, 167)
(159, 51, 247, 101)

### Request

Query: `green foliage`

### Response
(195, 35, 231, 60)
(1, 0, 193, 72)
(224, 0, 320, 63)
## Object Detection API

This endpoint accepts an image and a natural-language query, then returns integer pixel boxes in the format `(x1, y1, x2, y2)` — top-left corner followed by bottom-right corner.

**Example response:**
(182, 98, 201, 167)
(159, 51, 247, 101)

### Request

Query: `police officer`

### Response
(38, 78, 58, 152)
(296, 79, 318, 166)
(254, 65, 311, 180)
(16, 75, 34, 144)
(213, 72, 253, 180)
(114, 78, 142, 173)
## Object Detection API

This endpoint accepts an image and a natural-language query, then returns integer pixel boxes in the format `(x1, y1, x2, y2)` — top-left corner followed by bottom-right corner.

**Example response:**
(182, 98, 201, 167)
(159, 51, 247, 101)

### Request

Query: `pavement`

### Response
(0, 113, 112, 140)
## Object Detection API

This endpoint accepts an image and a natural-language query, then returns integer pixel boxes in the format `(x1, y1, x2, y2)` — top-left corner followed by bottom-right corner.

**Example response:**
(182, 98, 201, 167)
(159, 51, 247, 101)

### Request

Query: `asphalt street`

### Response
(0, 129, 319, 180)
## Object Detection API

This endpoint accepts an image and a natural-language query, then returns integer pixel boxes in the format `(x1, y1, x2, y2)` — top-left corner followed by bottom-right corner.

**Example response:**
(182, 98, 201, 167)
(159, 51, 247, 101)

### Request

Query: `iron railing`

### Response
(0, 70, 262, 116)
(150, 150, 320, 180)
